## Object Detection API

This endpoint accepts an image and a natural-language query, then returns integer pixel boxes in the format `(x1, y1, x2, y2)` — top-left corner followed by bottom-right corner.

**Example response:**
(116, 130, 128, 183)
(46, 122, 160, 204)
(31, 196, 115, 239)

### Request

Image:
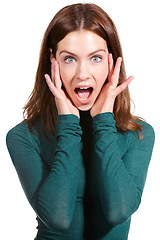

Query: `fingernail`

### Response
(109, 53, 113, 58)
(51, 58, 55, 64)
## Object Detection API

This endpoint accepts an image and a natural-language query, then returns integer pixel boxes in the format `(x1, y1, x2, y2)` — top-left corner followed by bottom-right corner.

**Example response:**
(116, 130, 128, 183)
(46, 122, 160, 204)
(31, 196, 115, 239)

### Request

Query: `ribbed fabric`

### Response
(6, 112, 155, 240)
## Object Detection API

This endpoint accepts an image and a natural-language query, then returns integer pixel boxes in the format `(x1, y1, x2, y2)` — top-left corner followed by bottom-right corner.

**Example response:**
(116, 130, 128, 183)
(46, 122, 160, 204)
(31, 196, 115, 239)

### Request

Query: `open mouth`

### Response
(75, 87, 93, 103)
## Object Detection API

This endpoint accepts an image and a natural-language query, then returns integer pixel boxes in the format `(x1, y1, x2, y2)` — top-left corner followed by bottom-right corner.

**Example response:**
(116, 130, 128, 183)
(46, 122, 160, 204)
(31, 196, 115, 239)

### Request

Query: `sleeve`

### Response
(92, 112, 155, 225)
(6, 115, 82, 231)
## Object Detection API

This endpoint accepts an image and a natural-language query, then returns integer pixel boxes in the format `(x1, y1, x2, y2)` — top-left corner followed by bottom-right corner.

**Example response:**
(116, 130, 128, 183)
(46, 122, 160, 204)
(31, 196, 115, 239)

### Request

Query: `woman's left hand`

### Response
(90, 54, 134, 117)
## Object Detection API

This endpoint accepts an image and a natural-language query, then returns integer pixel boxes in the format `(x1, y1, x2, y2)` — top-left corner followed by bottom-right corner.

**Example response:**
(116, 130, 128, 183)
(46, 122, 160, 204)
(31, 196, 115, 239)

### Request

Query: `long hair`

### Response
(23, 3, 143, 138)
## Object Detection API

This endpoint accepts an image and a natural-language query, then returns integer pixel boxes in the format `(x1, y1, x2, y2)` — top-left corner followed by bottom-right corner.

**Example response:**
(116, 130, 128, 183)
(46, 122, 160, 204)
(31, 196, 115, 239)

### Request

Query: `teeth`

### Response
(79, 87, 89, 90)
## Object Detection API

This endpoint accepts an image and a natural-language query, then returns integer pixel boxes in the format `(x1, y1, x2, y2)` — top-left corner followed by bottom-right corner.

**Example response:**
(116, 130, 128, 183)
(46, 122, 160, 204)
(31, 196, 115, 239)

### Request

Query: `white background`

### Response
(1, 0, 159, 239)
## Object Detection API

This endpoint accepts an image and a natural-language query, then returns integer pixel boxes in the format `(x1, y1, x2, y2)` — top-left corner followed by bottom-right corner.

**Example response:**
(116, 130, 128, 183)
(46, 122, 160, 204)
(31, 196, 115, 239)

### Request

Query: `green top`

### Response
(6, 112, 155, 240)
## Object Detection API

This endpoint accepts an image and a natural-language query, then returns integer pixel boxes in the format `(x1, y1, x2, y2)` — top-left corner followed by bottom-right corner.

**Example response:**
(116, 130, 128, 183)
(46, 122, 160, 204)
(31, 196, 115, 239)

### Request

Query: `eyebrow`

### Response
(59, 49, 107, 57)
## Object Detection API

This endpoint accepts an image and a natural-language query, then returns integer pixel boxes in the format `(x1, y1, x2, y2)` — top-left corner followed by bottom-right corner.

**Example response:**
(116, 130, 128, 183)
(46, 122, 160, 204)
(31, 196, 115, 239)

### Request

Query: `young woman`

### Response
(6, 3, 155, 240)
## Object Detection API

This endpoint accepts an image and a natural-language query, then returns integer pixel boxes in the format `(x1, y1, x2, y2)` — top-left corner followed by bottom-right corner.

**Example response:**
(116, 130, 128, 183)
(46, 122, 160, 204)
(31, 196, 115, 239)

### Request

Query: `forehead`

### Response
(56, 30, 108, 54)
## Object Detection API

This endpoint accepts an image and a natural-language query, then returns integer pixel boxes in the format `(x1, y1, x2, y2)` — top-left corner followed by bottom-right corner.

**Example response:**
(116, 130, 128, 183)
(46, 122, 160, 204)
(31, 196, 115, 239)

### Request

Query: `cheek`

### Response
(95, 65, 109, 88)
(102, 61, 109, 79)
(58, 64, 72, 89)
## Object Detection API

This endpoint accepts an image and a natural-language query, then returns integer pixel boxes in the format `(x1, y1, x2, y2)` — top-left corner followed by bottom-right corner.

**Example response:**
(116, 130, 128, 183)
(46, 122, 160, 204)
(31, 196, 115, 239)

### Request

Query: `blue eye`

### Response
(91, 56, 102, 62)
(64, 57, 75, 63)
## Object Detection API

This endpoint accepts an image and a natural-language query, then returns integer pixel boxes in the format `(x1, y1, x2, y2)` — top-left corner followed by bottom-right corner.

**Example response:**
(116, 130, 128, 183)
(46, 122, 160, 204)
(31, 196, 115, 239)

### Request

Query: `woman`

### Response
(6, 3, 155, 240)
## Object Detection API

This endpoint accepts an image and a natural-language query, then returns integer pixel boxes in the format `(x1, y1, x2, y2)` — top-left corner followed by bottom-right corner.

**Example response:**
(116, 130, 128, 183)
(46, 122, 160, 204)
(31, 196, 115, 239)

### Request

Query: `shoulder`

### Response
(6, 121, 29, 143)
(127, 120, 155, 150)
(6, 121, 41, 154)
(134, 120, 155, 141)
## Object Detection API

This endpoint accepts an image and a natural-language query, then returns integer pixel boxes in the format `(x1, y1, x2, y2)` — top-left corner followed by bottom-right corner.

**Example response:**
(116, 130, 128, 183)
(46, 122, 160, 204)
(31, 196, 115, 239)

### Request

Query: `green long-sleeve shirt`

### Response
(6, 112, 155, 240)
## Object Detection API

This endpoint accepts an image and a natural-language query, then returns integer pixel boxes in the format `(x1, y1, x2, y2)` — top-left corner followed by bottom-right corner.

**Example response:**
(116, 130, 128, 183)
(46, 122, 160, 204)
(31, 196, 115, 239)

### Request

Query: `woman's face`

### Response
(55, 30, 109, 111)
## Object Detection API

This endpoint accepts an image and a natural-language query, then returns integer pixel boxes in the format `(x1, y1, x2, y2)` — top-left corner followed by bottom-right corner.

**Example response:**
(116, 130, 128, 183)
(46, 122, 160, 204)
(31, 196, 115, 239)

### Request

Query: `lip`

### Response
(74, 85, 94, 104)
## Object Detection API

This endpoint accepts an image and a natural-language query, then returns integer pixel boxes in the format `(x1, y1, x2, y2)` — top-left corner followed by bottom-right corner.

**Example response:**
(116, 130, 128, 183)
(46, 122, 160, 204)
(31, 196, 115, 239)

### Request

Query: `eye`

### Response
(64, 56, 75, 63)
(91, 56, 102, 62)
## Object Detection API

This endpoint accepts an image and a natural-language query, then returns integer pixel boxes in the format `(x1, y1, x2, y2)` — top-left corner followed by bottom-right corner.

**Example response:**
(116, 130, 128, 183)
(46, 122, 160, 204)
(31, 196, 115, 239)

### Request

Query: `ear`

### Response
(49, 48, 54, 63)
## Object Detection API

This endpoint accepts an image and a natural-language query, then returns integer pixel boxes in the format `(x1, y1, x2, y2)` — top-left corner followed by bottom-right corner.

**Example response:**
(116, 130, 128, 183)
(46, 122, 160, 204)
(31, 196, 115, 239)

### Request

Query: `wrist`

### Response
(92, 112, 116, 134)
(56, 101, 80, 118)
(90, 99, 115, 117)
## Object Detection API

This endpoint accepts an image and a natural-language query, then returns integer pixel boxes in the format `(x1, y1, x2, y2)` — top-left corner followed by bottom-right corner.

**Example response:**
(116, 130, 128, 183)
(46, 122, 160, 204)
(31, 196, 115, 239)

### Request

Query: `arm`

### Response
(6, 115, 82, 231)
(92, 112, 155, 225)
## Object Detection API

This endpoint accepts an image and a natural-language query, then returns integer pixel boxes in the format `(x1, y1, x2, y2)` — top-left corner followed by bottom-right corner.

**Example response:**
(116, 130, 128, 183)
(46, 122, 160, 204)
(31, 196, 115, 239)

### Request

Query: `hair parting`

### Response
(23, 3, 143, 138)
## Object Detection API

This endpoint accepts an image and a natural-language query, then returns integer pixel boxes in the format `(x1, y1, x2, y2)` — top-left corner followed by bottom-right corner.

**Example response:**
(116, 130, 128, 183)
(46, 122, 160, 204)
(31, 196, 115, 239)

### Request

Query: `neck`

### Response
(79, 110, 92, 129)
(79, 110, 93, 145)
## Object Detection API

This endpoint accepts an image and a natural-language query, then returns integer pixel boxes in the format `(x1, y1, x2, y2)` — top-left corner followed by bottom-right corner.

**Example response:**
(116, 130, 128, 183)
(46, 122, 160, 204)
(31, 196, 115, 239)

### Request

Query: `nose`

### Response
(76, 61, 90, 81)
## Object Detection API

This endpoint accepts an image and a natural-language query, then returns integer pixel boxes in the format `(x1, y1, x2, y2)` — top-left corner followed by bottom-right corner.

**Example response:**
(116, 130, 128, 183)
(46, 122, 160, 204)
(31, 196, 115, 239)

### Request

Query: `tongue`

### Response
(77, 89, 91, 99)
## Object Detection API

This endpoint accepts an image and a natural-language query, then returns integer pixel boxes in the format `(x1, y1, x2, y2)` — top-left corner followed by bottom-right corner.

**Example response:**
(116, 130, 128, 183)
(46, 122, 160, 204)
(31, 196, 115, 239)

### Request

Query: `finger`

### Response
(54, 60, 62, 90)
(51, 58, 55, 82)
(115, 75, 134, 96)
(44, 74, 61, 99)
(110, 57, 122, 87)
(108, 53, 114, 81)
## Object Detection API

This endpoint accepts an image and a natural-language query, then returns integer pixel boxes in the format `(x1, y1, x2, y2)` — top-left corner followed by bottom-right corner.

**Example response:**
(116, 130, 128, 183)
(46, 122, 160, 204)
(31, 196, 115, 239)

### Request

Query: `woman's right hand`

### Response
(45, 58, 79, 118)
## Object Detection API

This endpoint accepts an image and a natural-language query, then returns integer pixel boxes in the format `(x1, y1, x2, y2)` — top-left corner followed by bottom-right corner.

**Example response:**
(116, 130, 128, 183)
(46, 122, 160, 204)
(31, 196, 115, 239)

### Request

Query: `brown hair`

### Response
(23, 3, 143, 138)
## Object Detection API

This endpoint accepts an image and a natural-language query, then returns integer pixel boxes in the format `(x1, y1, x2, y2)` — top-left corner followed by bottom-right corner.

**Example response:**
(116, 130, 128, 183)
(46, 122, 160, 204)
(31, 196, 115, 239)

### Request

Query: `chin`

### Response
(73, 96, 96, 112)
(77, 103, 93, 111)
